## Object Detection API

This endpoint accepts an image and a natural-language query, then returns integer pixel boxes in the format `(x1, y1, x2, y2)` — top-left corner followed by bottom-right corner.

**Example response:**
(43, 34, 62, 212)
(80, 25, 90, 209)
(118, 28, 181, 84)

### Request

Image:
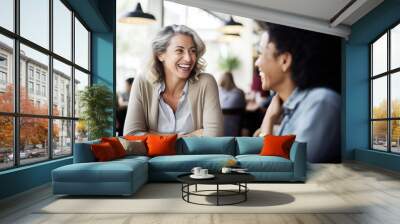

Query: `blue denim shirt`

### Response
(277, 87, 341, 162)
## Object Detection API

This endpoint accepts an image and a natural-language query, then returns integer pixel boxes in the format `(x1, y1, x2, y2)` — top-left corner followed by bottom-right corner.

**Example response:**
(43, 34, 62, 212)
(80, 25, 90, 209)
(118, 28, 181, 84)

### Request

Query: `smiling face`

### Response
(255, 32, 291, 91)
(158, 34, 197, 81)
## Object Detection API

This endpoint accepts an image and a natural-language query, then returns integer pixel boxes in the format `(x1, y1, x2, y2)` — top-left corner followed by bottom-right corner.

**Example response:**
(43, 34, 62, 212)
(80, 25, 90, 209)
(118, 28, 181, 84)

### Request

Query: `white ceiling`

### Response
(167, 0, 384, 38)
(223, 0, 352, 22)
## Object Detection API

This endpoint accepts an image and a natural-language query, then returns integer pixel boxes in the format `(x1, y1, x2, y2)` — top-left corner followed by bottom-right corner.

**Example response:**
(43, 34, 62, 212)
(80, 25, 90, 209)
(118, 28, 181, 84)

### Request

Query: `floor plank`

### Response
(1, 162, 400, 224)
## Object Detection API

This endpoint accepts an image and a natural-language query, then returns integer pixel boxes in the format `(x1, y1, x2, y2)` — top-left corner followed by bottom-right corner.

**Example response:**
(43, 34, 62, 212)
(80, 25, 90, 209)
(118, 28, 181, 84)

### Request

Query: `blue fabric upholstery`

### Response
(177, 137, 236, 155)
(73, 140, 100, 163)
(290, 142, 307, 181)
(235, 137, 263, 155)
(149, 171, 193, 182)
(236, 155, 293, 172)
(53, 137, 307, 196)
(52, 158, 148, 195)
(149, 154, 235, 173)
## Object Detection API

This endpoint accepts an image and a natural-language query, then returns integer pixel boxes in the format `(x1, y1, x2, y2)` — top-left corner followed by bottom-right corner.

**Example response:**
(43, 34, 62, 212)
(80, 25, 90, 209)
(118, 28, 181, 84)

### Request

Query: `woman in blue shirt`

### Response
(254, 23, 341, 163)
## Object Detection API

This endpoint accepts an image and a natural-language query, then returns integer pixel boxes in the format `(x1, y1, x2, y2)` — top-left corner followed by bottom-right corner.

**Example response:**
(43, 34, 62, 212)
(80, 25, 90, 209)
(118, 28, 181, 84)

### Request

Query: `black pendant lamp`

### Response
(219, 33, 241, 42)
(119, 2, 156, 24)
(221, 16, 243, 34)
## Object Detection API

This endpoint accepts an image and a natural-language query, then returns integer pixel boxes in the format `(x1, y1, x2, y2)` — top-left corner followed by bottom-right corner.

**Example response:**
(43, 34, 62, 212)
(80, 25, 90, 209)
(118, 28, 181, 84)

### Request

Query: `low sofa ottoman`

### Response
(52, 141, 149, 196)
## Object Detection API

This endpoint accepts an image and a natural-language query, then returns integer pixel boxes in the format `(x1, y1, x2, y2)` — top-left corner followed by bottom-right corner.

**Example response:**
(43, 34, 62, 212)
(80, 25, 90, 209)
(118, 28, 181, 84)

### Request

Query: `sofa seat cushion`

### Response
(236, 155, 293, 172)
(53, 159, 147, 183)
(149, 154, 235, 172)
(116, 155, 150, 163)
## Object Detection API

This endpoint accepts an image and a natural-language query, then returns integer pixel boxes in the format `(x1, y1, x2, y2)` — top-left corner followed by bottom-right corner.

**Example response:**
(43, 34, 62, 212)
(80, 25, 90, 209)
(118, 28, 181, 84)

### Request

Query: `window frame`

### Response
(0, 0, 92, 171)
(370, 20, 400, 154)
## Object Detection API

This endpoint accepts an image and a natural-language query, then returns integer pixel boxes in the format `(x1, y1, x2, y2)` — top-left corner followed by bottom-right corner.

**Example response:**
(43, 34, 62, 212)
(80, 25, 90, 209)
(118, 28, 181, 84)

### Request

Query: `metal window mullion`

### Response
(48, 0, 53, 160)
(13, 0, 21, 167)
(88, 31, 91, 75)
(11, 35, 92, 73)
(388, 30, 391, 152)
(370, 45, 373, 149)
(71, 11, 76, 156)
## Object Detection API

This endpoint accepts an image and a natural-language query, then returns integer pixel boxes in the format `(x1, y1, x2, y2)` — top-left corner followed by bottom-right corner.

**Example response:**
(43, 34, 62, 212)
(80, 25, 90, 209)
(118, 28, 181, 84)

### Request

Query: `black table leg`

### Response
(245, 183, 247, 201)
(217, 184, 219, 206)
(187, 184, 190, 202)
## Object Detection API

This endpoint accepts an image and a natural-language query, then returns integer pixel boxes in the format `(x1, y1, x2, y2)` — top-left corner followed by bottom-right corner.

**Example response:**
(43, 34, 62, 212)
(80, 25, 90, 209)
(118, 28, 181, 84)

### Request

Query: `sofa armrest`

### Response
(73, 140, 100, 163)
(289, 142, 307, 181)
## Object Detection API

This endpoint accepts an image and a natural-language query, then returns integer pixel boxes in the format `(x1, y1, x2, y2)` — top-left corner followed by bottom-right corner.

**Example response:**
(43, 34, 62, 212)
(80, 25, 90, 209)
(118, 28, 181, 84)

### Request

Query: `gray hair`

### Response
(148, 25, 206, 82)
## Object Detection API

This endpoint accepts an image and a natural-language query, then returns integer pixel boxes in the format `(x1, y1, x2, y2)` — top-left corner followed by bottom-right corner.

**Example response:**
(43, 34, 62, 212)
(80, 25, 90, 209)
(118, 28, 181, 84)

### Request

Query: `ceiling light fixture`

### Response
(118, 2, 156, 25)
(221, 16, 243, 34)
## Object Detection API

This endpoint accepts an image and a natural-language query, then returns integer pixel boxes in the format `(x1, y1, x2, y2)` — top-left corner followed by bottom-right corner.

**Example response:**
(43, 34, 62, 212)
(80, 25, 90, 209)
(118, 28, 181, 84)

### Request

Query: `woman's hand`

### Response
(265, 95, 283, 122)
(259, 95, 283, 135)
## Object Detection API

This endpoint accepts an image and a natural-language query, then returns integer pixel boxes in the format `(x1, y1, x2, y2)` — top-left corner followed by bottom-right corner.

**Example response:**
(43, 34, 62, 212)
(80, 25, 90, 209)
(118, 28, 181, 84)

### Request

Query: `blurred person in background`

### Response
(218, 71, 245, 136)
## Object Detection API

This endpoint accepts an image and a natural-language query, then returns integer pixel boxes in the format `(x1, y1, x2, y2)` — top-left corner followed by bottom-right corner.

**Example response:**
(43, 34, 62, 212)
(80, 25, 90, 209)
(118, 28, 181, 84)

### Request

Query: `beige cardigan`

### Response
(123, 73, 223, 136)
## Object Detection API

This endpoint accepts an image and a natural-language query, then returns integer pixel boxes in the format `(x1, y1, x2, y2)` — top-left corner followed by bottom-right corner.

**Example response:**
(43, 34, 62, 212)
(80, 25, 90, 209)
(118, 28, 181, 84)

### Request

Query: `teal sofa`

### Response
(52, 137, 306, 196)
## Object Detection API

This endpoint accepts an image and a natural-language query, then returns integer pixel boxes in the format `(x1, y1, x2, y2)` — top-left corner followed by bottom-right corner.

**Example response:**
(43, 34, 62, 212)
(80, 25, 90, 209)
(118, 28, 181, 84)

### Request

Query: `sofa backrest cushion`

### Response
(73, 139, 100, 163)
(177, 137, 235, 155)
(235, 137, 263, 155)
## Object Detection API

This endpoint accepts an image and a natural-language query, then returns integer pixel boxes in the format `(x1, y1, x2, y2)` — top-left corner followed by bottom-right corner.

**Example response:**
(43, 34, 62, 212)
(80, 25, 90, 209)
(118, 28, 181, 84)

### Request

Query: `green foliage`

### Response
(218, 54, 241, 72)
(79, 84, 113, 140)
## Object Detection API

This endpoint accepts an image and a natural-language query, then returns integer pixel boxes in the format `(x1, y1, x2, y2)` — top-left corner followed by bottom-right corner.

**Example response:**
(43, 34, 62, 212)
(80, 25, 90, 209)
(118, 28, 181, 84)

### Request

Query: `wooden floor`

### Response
(1, 162, 400, 224)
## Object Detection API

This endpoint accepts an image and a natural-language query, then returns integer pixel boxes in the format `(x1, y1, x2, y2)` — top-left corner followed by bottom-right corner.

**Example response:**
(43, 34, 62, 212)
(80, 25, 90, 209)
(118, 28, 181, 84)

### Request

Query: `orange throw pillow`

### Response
(260, 135, 296, 159)
(101, 137, 126, 158)
(146, 134, 177, 157)
(91, 142, 117, 161)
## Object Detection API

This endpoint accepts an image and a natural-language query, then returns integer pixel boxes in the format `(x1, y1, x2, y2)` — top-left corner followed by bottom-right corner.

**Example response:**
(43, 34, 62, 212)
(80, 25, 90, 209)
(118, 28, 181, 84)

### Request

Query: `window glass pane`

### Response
(53, 59, 72, 117)
(74, 69, 89, 118)
(391, 72, 400, 118)
(20, 117, 49, 165)
(372, 33, 387, 76)
(74, 18, 89, 70)
(0, 0, 14, 31)
(0, 34, 14, 112)
(53, 119, 72, 157)
(391, 24, 400, 70)
(20, 44, 49, 115)
(372, 121, 387, 151)
(372, 77, 387, 119)
(20, 0, 49, 49)
(391, 120, 400, 153)
(53, 0, 72, 60)
(75, 120, 88, 143)
(0, 116, 13, 170)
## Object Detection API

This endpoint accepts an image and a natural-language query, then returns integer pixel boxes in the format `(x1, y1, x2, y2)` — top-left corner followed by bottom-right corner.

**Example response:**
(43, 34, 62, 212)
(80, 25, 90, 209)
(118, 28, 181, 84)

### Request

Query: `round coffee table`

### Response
(177, 173, 255, 206)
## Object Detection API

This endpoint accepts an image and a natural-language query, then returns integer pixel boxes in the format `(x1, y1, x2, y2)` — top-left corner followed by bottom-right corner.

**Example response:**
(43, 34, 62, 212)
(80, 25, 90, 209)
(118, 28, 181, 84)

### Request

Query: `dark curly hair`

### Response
(258, 22, 341, 91)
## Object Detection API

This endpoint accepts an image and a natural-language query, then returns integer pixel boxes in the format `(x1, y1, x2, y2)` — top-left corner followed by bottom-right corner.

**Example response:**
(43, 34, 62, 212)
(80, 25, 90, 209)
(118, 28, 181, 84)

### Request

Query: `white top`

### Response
(157, 81, 194, 135)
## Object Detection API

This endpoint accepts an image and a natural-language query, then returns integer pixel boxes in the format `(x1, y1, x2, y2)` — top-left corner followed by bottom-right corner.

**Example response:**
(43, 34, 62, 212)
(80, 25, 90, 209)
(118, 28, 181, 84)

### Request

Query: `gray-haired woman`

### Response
(123, 25, 223, 137)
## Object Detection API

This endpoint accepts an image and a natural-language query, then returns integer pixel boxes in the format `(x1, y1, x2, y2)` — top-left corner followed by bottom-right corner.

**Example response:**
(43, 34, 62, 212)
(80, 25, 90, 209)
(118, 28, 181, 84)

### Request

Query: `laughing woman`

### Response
(123, 25, 223, 137)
